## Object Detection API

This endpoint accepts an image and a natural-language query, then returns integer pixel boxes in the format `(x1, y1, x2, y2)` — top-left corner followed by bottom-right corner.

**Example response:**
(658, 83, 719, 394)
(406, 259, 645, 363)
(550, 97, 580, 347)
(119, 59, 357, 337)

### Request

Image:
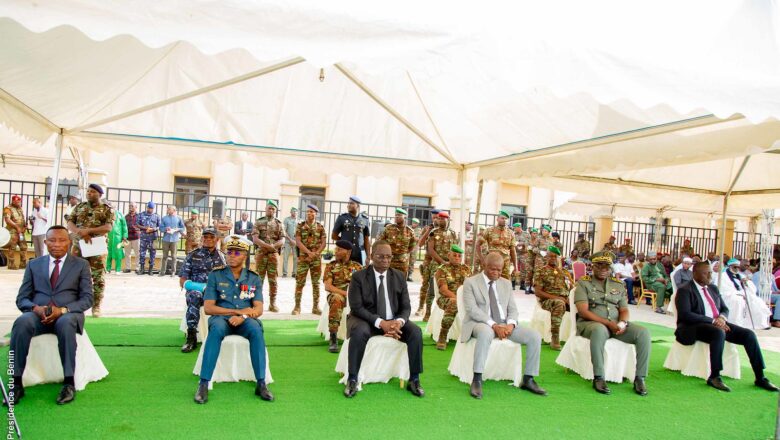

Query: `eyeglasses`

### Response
(374, 254, 393, 260)
(226, 250, 245, 256)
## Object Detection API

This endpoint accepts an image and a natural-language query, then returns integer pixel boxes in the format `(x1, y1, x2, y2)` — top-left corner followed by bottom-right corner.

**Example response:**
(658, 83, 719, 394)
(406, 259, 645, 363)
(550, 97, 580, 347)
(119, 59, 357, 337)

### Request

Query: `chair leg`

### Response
(399, 379, 405, 389)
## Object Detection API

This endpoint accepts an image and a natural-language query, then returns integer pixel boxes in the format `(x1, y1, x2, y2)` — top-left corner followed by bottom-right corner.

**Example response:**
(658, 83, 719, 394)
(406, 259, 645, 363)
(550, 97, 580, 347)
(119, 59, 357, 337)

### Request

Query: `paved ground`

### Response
(2, 267, 779, 352)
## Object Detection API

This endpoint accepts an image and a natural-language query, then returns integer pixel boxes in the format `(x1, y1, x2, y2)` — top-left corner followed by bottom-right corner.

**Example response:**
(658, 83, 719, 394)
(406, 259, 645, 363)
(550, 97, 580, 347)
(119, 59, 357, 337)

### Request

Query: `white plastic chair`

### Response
(529, 300, 572, 343)
(447, 287, 525, 387)
(192, 334, 274, 389)
(22, 329, 109, 391)
(667, 268, 680, 316)
(317, 301, 349, 340)
(179, 307, 209, 342)
(425, 277, 461, 342)
(555, 291, 637, 383)
(335, 334, 410, 390)
(664, 340, 741, 380)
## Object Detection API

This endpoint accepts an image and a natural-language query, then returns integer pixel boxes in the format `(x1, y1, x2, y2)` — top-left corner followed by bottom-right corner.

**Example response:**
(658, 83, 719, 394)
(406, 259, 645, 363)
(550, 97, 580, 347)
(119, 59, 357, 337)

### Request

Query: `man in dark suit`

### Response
(344, 240, 424, 398)
(6, 226, 94, 405)
(235, 212, 253, 268)
(676, 261, 778, 392)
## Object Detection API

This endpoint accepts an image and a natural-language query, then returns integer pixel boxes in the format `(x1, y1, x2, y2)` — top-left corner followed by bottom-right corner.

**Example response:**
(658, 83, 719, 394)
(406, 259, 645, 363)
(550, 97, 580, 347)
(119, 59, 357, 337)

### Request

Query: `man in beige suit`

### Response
(461, 252, 547, 399)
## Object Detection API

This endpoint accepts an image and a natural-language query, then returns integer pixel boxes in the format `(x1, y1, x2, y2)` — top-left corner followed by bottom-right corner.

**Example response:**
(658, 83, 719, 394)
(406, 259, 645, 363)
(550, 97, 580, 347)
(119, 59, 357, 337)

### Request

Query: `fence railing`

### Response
(732, 231, 780, 260)
(612, 221, 718, 259)
(469, 212, 595, 256)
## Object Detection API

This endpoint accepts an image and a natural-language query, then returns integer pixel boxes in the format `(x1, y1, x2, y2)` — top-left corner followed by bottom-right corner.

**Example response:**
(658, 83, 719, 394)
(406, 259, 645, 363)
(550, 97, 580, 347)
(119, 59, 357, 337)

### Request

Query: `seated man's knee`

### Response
(208, 318, 230, 336)
(54, 313, 78, 331)
(13, 312, 38, 331)
(590, 323, 610, 340)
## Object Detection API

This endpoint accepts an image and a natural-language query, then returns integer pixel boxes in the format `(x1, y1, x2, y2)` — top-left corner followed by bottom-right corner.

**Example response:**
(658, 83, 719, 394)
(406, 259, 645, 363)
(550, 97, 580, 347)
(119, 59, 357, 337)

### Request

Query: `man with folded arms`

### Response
(675, 261, 778, 392)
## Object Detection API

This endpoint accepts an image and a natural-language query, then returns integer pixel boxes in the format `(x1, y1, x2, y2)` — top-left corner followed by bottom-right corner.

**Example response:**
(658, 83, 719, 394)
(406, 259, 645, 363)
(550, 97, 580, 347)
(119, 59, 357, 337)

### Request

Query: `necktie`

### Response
(488, 281, 504, 324)
(701, 285, 719, 319)
(378, 274, 387, 319)
(50, 259, 61, 289)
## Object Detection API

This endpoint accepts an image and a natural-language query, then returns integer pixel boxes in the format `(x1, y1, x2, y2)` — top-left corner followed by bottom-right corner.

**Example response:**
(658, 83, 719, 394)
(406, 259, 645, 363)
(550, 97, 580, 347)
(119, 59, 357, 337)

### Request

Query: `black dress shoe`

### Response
(255, 383, 274, 401)
(633, 377, 648, 396)
(707, 376, 731, 392)
(344, 379, 358, 398)
(406, 379, 425, 397)
(3, 387, 23, 406)
(520, 377, 547, 396)
(470, 379, 483, 399)
(194, 382, 208, 404)
(593, 377, 611, 394)
(56, 384, 76, 405)
(755, 377, 779, 392)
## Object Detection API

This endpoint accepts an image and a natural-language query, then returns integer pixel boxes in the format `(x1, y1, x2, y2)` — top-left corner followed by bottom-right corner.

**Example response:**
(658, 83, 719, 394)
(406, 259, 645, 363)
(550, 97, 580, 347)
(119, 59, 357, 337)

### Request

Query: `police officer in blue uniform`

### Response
(331, 196, 371, 265)
(136, 201, 161, 275)
(179, 227, 225, 353)
(194, 235, 274, 404)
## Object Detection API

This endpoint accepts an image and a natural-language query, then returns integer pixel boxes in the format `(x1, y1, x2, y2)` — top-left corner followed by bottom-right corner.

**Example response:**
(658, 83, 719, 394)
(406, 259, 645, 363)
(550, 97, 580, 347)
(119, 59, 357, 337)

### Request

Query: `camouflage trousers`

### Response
(500, 256, 512, 280)
(139, 237, 156, 271)
(327, 292, 347, 334)
(3, 229, 28, 270)
(516, 250, 529, 284)
(72, 244, 106, 309)
(295, 257, 322, 303)
(418, 261, 431, 309)
(184, 289, 204, 330)
(526, 254, 544, 285)
(540, 297, 567, 336)
(255, 252, 279, 299)
(390, 258, 409, 276)
(436, 295, 458, 335)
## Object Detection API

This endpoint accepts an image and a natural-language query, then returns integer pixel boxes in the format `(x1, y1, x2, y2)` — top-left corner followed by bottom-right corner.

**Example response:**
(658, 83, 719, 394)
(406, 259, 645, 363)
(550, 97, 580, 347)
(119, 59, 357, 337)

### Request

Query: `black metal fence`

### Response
(612, 220, 719, 259)
(469, 212, 595, 256)
(732, 231, 780, 259)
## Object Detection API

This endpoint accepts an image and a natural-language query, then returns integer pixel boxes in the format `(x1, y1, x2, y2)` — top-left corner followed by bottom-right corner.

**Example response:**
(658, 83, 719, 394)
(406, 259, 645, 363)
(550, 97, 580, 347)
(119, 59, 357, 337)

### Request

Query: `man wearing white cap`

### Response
(673, 257, 694, 288)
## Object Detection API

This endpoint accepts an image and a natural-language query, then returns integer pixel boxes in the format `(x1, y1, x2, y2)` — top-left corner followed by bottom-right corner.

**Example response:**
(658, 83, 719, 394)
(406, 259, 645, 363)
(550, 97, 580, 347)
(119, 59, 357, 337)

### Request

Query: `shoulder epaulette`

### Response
(609, 276, 622, 283)
(211, 265, 226, 271)
(579, 275, 591, 281)
(247, 268, 260, 276)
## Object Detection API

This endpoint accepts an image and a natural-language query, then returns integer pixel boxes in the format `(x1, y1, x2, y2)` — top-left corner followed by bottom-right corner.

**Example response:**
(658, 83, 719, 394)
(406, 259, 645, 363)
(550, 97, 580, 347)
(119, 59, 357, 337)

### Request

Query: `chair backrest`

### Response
(639, 274, 646, 292)
(455, 286, 465, 325)
(670, 268, 680, 294)
(572, 261, 587, 281)
(432, 272, 441, 303)
(566, 287, 578, 338)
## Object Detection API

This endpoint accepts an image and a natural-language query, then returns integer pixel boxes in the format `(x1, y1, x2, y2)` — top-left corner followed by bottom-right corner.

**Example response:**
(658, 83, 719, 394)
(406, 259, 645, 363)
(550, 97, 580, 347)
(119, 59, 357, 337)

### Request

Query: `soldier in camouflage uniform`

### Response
(2, 195, 28, 270)
(573, 232, 591, 262)
(415, 209, 440, 315)
(184, 208, 204, 254)
(178, 227, 225, 352)
(601, 235, 617, 253)
(574, 251, 650, 396)
(66, 184, 114, 317)
(294, 204, 326, 315)
(618, 237, 634, 258)
(323, 240, 363, 353)
(527, 225, 554, 295)
(533, 246, 569, 350)
(424, 211, 458, 321)
(478, 210, 517, 281)
(525, 227, 539, 292)
(213, 214, 233, 252)
(679, 239, 695, 258)
(407, 217, 421, 281)
(433, 244, 471, 350)
(378, 208, 416, 276)
(252, 200, 284, 312)
(514, 223, 531, 290)
(551, 232, 564, 258)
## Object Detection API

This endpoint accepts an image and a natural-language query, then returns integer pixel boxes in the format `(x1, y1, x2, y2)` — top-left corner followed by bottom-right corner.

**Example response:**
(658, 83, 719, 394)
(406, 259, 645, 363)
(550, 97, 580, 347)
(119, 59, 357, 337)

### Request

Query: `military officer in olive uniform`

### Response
(601, 235, 617, 253)
(524, 227, 539, 293)
(331, 196, 371, 265)
(66, 184, 114, 317)
(378, 208, 416, 275)
(527, 224, 553, 295)
(178, 227, 225, 353)
(294, 204, 326, 315)
(184, 208, 204, 254)
(513, 223, 530, 290)
(574, 252, 651, 396)
(213, 214, 233, 252)
(573, 233, 591, 262)
(424, 211, 458, 321)
(2, 194, 28, 270)
(433, 244, 471, 350)
(533, 246, 570, 350)
(252, 200, 284, 312)
(194, 235, 273, 404)
(323, 240, 363, 353)
(415, 209, 440, 315)
(618, 237, 635, 258)
(679, 239, 695, 258)
(477, 210, 517, 281)
(407, 217, 421, 281)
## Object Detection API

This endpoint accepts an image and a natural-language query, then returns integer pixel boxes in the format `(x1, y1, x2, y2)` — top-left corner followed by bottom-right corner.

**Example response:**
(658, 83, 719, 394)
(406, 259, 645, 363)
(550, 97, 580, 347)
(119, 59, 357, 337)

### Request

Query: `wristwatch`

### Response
(60, 307, 69, 315)
(617, 320, 627, 331)
(241, 314, 248, 319)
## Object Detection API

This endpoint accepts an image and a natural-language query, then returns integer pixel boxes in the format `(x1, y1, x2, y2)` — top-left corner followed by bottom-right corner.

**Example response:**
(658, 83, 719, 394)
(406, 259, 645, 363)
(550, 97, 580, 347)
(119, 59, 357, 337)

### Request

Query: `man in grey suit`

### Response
(6, 226, 93, 406)
(461, 252, 547, 399)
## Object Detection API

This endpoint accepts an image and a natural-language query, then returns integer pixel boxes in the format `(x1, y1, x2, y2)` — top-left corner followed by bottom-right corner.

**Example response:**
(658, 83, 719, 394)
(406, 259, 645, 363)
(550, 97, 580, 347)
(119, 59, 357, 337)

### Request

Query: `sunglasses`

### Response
(226, 250, 245, 256)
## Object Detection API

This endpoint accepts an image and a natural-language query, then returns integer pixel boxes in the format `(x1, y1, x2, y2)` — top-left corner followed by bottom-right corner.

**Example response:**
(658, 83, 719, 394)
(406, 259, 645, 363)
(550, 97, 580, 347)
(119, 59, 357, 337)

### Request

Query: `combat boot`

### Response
(268, 296, 279, 313)
(328, 333, 339, 353)
(292, 293, 301, 315)
(312, 292, 322, 315)
(436, 329, 448, 350)
(181, 329, 198, 353)
(550, 332, 561, 351)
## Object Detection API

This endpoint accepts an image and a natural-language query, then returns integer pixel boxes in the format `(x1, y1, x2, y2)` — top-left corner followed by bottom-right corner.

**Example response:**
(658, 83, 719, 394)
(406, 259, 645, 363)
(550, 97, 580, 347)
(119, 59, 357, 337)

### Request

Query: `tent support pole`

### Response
(459, 168, 466, 247)
(47, 133, 63, 228)
(717, 156, 752, 289)
(470, 179, 484, 273)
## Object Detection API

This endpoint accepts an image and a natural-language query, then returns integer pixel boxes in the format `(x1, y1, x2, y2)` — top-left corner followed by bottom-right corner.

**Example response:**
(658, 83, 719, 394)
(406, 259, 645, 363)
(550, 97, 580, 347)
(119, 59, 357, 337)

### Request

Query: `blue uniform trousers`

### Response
(200, 316, 266, 382)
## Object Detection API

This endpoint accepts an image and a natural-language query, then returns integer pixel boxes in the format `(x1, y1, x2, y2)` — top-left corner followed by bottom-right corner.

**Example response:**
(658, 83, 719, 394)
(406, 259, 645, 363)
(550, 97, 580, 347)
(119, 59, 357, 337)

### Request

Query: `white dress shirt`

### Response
(49, 253, 67, 278)
(482, 273, 517, 327)
(32, 207, 49, 236)
(373, 268, 405, 328)
(612, 262, 634, 279)
(693, 281, 716, 320)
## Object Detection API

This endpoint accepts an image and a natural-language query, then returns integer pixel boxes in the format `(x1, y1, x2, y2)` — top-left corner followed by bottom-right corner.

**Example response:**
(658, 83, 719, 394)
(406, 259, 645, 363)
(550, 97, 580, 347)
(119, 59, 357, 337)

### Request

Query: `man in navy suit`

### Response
(676, 261, 778, 392)
(7, 225, 93, 405)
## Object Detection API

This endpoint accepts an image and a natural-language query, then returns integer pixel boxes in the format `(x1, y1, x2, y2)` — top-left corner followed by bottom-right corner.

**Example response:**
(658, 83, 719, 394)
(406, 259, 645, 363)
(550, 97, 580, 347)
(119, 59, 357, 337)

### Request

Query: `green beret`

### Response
(541, 224, 552, 232)
(548, 246, 561, 256)
(512, 222, 521, 228)
(530, 227, 539, 233)
(450, 244, 464, 254)
(395, 207, 408, 215)
(267, 200, 278, 208)
(190, 208, 199, 214)
(411, 218, 420, 223)
(498, 210, 510, 218)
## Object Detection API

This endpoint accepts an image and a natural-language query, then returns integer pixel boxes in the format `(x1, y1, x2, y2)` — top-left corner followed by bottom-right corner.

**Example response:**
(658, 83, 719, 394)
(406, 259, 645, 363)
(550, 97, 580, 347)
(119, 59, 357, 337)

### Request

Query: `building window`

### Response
(402, 195, 431, 207)
(501, 204, 527, 227)
(174, 176, 209, 211)
(300, 186, 326, 213)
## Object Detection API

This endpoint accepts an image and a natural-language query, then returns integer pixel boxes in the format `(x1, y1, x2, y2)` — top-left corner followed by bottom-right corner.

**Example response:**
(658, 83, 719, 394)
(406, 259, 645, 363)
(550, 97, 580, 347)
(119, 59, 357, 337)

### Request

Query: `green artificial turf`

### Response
(2, 318, 778, 439)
